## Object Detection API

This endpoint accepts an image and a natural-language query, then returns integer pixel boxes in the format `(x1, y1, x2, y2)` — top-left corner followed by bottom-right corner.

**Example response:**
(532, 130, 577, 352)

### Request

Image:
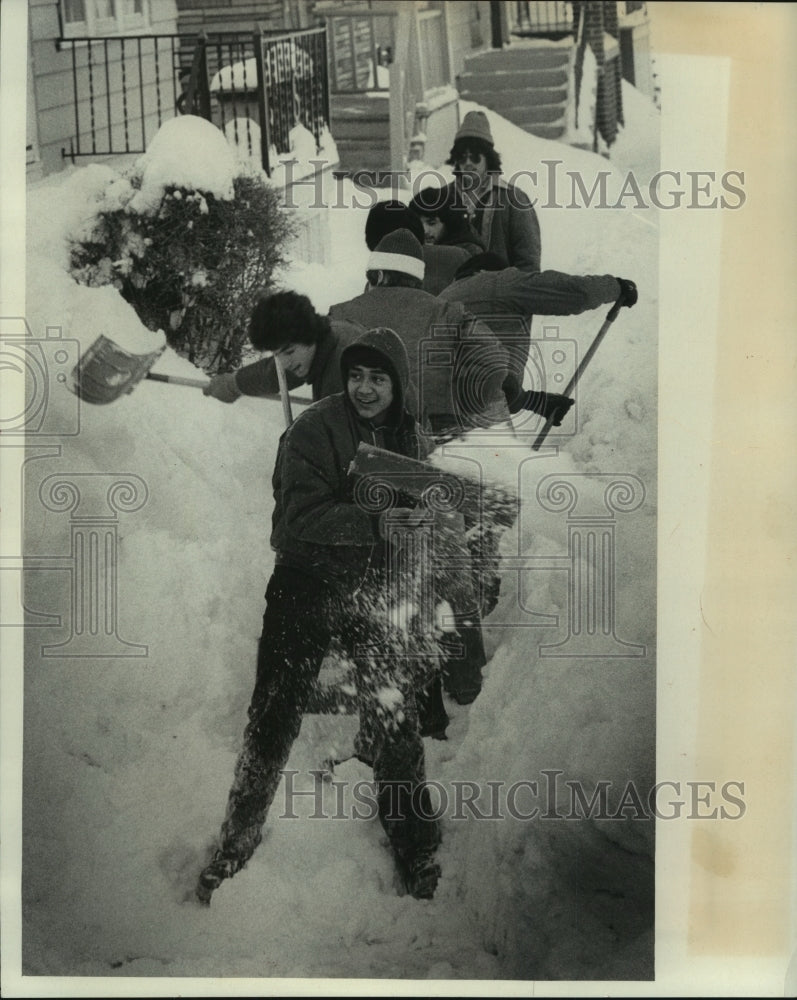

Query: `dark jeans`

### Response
(215, 566, 440, 873)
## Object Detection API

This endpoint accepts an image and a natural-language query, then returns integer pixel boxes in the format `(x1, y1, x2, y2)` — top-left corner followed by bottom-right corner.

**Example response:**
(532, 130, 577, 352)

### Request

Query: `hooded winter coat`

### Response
(271, 327, 430, 589)
(233, 319, 365, 401)
(329, 287, 509, 434)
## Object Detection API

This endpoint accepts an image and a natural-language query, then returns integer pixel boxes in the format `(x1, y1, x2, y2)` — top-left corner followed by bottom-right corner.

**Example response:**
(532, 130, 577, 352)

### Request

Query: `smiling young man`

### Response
(197, 327, 443, 905)
(202, 290, 364, 405)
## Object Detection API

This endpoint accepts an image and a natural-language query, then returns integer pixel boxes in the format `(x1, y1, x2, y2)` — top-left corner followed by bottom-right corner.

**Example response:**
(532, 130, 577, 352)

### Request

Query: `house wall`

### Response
(441, 0, 490, 79)
(176, 0, 297, 35)
(29, 0, 178, 176)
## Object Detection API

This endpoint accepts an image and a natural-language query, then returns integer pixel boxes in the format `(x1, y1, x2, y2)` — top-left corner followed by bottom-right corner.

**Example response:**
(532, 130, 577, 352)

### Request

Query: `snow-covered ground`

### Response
(15, 84, 662, 987)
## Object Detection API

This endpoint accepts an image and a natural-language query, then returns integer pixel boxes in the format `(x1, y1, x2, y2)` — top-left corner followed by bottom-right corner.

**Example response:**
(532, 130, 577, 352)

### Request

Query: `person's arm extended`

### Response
(203, 357, 303, 402)
(513, 270, 623, 315)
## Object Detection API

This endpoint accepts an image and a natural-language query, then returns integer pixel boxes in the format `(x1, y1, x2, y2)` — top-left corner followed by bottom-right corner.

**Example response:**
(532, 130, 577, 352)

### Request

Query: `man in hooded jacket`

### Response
(197, 327, 443, 904)
(329, 227, 511, 704)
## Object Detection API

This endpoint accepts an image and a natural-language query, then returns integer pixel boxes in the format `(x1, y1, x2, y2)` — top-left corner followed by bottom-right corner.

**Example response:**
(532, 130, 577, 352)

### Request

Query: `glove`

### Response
(202, 372, 242, 403)
(617, 278, 638, 308)
(378, 506, 433, 540)
(519, 390, 574, 426)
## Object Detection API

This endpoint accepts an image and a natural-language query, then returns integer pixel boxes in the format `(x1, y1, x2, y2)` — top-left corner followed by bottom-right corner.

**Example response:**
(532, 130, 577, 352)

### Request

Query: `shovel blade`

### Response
(71, 335, 165, 405)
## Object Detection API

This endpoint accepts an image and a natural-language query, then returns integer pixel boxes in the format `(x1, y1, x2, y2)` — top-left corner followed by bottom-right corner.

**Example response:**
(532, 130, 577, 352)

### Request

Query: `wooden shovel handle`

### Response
(145, 372, 209, 388)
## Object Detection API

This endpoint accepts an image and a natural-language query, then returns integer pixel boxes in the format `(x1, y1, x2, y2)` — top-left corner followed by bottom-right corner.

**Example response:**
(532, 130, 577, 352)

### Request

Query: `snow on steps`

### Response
(457, 40, 574, 143)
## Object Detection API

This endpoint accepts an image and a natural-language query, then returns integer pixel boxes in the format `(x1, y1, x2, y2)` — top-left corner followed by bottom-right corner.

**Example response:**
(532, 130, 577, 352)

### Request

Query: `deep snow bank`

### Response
(21, 95, 658, 982)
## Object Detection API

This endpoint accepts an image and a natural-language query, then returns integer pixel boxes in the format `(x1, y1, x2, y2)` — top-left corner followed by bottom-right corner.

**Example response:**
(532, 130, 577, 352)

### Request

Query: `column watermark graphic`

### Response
(1, 317, 150, 657)
(36, 473, 149, 658)
(525, 473, 646, 658)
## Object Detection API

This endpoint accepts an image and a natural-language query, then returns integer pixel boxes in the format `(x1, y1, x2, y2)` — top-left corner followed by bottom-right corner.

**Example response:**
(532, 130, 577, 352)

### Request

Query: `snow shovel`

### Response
(531, 293, 625, 451)
(349, 442, 519, 530)
(70, 334, 171, 404)
(72, 334, 304, 424)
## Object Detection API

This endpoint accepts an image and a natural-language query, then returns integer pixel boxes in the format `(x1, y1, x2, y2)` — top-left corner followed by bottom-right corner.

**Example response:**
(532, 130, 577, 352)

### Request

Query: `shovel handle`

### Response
(274, 357, 294, 428)
(146, 372, 209, 389)
(531, 294, 625, 452)
(146, 369, 309, 417)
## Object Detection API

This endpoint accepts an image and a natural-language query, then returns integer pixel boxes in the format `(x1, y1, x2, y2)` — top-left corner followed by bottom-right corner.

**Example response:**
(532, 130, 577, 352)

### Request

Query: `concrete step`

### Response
(512, 121, 566, 140)
(490, 102, 567, 125)
(459, 84, 569, 109)
(458, 65, 569, 89)
(463, 46, 571, 73)
(329, 94, 389, 120)
(459, 83, 569, 107)
(329, 96, 389, 143)
(334, 138, 390, 173)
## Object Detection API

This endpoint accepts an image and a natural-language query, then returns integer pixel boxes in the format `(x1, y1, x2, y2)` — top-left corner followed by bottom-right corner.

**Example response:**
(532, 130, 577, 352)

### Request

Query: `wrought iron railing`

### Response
(59, 26, 329, 177)
(59, 34, 185, 160)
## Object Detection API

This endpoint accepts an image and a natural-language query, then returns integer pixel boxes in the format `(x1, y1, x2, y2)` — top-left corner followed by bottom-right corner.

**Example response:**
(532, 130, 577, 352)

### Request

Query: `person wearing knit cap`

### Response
(443, 110, 541, 272)
(337, 227, 510, 436)
(363, 199, 469, 296)
(365, 227, 427, 282)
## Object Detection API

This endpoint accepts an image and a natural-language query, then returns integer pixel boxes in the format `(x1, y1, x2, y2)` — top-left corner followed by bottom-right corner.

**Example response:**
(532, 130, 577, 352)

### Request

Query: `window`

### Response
(61, 0, 149, 37)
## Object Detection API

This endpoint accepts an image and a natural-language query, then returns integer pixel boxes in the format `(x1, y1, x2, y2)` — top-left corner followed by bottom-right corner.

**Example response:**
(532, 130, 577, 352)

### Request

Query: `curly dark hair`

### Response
(446, 136, 502, 174)
(408, 186, 486, 251)
(248, 290, 329, 351)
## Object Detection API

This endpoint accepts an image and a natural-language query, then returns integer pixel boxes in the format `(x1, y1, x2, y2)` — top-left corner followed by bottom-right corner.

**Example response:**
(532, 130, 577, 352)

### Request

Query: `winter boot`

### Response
(195, 850, 243, 906)
(440, 621, 485, 705)
(395, 848, 441, 900)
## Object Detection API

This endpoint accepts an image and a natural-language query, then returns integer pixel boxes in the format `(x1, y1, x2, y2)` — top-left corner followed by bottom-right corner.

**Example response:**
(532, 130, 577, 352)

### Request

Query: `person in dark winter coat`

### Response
(439, 252, 639, 420)
(197, 327, 443, 905)
(331, 227, 511, 438)
(444, 111, 542, 272)
(202, 290, 364, 405)
(202, 284, 453, 730)
(364, 199, 469, 296)
(408, 185, 486, 257)
(330, 228, 511, 704)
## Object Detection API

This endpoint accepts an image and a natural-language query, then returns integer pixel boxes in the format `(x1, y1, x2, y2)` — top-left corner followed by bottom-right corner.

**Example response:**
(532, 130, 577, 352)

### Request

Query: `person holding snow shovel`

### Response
(329, 227, 513, 705)
(202, 285, 452, 734)
(439, 252, 639, 418)
(202, 290, 365, 405)
(197, 327, 444, 904)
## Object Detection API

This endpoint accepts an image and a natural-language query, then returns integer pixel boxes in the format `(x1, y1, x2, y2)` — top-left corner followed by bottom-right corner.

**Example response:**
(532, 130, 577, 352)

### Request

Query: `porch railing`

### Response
(322, 6, 451, 172)
(324, 9, 396, 93)
(59, 34, 184, 160)
(513, 1, 574, 37)
(59, 27, 329, 177)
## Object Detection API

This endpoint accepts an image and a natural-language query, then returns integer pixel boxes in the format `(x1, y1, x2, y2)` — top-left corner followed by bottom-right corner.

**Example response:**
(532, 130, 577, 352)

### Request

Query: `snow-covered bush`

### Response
(69, 119, 295, 372)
